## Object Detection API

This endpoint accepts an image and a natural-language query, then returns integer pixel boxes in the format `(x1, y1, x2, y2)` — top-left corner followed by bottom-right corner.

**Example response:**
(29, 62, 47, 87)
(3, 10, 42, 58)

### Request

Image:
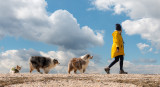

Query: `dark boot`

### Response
(104, 67, 110, 74)
(119, 70, 128, 74)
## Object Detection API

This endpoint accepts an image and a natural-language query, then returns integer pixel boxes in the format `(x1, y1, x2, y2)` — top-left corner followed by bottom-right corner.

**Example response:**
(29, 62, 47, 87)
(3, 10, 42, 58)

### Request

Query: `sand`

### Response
(0, 73, 160, 87)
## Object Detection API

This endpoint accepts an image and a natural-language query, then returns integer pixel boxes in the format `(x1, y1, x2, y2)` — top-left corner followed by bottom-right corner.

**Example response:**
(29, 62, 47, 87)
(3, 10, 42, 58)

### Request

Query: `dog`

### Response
(29, 56, 60, 74)
(68, 54, 93, 74)
(10, 65, 22, 74)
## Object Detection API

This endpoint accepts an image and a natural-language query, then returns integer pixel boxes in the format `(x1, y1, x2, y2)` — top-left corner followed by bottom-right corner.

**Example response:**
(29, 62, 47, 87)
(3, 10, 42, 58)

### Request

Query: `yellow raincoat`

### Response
(111, 30, 125, 58)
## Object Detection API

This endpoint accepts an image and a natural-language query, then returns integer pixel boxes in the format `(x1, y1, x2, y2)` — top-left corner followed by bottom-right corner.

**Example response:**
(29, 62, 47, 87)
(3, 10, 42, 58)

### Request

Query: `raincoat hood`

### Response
(112, 30, 120, 37)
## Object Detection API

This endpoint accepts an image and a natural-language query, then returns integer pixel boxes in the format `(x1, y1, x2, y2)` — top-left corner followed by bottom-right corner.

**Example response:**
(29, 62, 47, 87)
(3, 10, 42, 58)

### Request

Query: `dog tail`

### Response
(68, 61, 73, 74)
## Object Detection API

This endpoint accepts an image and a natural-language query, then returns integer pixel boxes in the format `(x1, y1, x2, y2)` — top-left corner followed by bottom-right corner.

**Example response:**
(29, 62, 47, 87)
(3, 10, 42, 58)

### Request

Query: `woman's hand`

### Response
(117, 47, 119, 53)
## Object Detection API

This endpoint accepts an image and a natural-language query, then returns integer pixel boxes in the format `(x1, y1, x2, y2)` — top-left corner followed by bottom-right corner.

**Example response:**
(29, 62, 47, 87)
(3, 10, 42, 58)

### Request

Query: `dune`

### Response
(0, 73, 160, 87)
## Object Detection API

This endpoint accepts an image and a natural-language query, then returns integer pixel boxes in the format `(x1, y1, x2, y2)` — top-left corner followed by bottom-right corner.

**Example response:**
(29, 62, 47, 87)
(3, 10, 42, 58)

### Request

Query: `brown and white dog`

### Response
(68, 54, 93, 74)
(10, 65, 22, 74)
(29, 56, 60, 74)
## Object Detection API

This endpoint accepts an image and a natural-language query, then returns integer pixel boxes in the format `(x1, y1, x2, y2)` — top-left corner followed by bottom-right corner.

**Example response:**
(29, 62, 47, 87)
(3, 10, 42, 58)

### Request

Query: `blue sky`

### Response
(0, 0, 160, 74)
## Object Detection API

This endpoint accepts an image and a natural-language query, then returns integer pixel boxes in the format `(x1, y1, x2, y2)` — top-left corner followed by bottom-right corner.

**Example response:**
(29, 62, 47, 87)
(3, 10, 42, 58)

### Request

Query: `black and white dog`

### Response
(29, 56, 60, 74)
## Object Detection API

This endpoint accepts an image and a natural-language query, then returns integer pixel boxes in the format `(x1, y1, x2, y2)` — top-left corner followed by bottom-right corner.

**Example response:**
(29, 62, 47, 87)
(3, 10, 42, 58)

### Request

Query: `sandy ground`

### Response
(0, 73, 160, 87)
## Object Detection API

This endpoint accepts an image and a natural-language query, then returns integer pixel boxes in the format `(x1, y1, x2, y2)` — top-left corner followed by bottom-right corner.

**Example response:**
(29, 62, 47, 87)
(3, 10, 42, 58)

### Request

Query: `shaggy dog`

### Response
(10, 65, 22, 74)
(68, 54, 93, 74)
(29, 56, 60, 74)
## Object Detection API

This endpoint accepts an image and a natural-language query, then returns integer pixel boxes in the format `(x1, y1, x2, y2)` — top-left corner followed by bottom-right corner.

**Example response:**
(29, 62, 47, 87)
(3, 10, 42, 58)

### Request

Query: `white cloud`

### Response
(92, 0, 160, 19)
(122, 18, 160, 49)
(0, 0, 104, 50)
(137, 43, 149, 50)
(148, 48, 153, 52)
(126, 64, 160, 74)
(136, 43, 153, 53)
(133, 58, 157, 64)
(154, 50, 159, 54)
(91, 0, 113, 11)
(91, 0, 160, 50)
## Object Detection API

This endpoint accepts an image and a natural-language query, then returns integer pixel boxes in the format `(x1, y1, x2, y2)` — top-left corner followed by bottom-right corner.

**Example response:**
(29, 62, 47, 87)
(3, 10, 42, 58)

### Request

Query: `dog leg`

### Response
(83, 69, 86, 73)
(44, 71, 49, 74)
(68, 63, 73, 74)
(44, 68, 49, 74)
(74, 69, 77, 74)
(36, 68, 42, 74)
(79, 69, 83, 74)
(68, 70, 70, 74)
(29, 64, 34, 73)
(68, 67, 73, 74)
(30, 68, 34, 73)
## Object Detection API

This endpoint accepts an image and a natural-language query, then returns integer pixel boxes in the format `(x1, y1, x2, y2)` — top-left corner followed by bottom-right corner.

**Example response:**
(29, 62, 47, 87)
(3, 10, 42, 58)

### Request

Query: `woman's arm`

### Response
(114, 32, 120, 52)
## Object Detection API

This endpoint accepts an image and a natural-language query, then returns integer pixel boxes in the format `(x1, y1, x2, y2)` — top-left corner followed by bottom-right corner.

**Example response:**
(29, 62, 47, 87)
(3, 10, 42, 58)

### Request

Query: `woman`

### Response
(105, 24, 127, 74)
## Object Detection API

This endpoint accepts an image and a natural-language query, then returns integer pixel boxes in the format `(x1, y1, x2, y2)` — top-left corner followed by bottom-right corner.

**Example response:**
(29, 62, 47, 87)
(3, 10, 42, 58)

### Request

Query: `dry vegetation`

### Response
(0, 73, 160, 87)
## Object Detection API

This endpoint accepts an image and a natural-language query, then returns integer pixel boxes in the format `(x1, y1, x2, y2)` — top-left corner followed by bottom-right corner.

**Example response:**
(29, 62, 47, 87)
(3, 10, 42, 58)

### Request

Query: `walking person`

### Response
(105, 24, 127, 74)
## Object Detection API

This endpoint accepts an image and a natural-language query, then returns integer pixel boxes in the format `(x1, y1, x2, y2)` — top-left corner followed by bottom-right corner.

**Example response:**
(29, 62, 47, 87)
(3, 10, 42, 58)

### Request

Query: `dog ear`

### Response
(16, 65, 19, 68)
(53, 59, 56, 62)
(86, 54, 90, 58)
(53, 59, 59, 64)
(16, 65, 20, 69)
